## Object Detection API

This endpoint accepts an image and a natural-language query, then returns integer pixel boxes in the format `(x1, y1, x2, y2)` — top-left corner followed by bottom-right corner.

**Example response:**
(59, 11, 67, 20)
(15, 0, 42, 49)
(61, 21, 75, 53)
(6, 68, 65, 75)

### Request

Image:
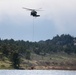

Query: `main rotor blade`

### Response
(35, 8, 43, 11)
(22, 7, 33, 11)
(22, 7, 43, 11)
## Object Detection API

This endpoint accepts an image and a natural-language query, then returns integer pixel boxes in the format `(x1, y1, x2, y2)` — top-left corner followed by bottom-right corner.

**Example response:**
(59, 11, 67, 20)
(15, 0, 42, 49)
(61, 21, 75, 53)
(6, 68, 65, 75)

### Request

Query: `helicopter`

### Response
(22, 7, 41, 17)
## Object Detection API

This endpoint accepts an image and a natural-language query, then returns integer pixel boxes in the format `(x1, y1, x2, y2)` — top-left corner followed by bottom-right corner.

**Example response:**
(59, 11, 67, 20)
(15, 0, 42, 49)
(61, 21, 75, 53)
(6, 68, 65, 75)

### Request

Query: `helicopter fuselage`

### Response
(31, 10, 40, 17)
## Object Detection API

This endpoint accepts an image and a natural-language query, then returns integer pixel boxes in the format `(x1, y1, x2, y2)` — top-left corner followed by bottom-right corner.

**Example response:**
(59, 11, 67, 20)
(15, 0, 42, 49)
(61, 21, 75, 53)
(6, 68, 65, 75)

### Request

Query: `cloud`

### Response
(0, 0, 76, 41)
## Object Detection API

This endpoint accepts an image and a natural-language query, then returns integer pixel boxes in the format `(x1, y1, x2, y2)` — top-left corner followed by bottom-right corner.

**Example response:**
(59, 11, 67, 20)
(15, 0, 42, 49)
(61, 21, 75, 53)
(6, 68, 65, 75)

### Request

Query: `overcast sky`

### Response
(0, 0, 76, 41)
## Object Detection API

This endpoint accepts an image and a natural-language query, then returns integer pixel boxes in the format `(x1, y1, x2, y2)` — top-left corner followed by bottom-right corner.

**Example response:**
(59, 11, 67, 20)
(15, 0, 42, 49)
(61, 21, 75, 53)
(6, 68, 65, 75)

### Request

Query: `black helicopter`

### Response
(23, 7, 41, 17)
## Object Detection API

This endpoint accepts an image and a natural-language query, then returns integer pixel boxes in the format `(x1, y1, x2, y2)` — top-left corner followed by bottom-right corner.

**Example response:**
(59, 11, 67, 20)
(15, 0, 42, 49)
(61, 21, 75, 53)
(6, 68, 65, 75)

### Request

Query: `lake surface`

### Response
(0, 70, 76, 75)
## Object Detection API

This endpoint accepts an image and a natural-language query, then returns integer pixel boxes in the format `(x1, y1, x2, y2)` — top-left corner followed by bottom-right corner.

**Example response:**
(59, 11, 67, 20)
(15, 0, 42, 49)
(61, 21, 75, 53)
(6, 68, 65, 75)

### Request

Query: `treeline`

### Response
(0, 34, 76, 56)
(0, 34, 76, 68)
(34, 34, 76, 55)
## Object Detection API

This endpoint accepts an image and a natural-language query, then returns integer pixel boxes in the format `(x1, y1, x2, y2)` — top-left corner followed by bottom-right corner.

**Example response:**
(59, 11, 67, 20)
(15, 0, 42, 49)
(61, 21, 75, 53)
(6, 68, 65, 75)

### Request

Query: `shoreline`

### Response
(20, 65, 76, 70)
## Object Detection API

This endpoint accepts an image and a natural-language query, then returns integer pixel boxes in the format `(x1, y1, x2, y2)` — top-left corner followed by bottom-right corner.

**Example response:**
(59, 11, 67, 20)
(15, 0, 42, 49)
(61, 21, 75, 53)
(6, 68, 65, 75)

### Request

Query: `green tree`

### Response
(25, 50, 31, 60)
(1, 44, 9, 56)
(11, 52, 20, 69)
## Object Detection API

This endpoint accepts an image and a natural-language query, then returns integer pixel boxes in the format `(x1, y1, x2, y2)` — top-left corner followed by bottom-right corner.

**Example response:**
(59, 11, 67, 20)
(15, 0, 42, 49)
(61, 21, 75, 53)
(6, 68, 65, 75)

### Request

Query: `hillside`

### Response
(0, 34, 76, 69)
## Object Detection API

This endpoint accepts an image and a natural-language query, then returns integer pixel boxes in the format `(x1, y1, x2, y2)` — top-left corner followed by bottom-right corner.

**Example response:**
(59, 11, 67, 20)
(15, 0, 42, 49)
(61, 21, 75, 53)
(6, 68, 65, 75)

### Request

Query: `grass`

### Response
(19, 53, 76, 69)
(0, 56, 13, 69)
(0, 52, 76, 69)
(31, 53, 76, 61)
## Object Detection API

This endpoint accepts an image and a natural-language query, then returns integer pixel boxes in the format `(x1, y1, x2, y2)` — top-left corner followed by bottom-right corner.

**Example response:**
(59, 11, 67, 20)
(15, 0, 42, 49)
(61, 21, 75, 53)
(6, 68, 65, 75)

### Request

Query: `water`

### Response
(0, 70, 76, 75)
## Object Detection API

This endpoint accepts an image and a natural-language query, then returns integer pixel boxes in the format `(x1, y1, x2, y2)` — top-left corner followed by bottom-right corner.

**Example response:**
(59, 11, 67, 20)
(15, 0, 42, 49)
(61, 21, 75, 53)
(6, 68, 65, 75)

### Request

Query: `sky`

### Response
(0, 0, 76, 41)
